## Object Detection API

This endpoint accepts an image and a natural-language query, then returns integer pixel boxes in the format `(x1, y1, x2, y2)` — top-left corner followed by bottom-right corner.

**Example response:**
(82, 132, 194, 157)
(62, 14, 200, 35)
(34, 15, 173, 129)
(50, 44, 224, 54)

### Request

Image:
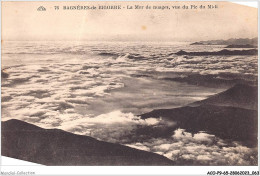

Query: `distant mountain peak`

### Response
(190, 37, 258, 46)
(189, 83, 257, 110)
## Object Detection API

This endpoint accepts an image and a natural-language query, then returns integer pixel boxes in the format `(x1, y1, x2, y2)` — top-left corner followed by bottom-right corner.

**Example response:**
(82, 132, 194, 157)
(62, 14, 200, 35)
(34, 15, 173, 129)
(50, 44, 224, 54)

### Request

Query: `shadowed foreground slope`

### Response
(1, 119, 175, 166)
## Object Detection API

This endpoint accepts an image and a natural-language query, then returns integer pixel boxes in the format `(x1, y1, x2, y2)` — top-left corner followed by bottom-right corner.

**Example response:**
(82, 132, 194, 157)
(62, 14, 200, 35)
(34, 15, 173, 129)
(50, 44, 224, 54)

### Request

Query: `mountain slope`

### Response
(1, 119, 175, 166)
(140, 84, 258, 147)
(141, 105, 257, 147)
(189, 84, 257, 110)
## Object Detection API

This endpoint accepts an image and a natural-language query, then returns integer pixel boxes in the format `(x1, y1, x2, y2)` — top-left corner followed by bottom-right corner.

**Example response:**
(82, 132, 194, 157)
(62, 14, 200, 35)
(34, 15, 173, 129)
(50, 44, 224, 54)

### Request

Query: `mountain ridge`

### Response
(175, 49, 257, 56)
(190, 37, 258, 46)
(140, 84, 258, 147)
(189, 84, 257, 110)
(1, 119, 175, 166)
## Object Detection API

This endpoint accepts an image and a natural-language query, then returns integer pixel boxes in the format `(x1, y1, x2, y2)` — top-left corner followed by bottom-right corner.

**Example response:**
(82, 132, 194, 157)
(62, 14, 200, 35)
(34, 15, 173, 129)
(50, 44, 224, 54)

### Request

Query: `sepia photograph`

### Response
(1, 0, 258, 173)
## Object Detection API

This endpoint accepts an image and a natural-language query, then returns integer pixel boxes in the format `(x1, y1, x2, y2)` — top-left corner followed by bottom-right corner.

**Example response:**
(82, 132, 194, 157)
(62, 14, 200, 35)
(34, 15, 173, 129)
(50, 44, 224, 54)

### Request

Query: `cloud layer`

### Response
(127, 129, 257, 165)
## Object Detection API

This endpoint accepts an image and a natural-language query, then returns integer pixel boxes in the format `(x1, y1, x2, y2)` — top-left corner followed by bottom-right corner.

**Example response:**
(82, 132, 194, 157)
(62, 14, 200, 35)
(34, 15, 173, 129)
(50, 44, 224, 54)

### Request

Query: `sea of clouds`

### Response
(2, 41, 258, 165)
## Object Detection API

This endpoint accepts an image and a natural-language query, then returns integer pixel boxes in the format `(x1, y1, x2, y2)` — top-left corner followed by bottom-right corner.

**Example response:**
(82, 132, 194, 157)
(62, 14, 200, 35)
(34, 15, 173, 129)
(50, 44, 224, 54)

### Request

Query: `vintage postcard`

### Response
(1, 1, 259, 175)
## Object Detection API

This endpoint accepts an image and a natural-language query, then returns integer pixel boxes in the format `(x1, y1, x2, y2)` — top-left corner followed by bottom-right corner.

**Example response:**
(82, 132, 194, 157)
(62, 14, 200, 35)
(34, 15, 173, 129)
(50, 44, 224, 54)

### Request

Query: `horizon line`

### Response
(2, 36, 258, 43)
